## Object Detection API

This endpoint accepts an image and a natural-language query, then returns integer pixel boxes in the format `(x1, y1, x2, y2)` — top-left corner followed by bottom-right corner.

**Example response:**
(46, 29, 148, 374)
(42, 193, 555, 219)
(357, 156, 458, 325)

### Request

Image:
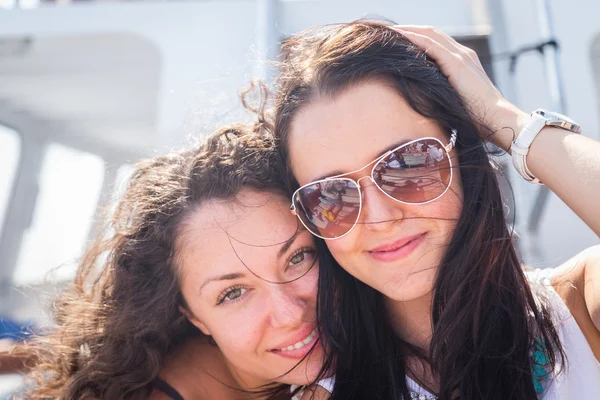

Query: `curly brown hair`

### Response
(15, 122, 287, 399)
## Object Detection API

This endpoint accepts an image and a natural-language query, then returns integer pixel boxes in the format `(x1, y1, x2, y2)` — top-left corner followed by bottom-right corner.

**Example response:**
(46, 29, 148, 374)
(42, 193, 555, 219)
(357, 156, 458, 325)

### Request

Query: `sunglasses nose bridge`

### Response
(356, 175, 375, 189)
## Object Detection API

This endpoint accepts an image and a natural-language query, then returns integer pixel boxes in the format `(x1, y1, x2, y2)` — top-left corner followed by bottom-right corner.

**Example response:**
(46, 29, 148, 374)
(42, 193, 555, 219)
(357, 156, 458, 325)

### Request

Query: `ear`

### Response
(179, 305, 211, 336)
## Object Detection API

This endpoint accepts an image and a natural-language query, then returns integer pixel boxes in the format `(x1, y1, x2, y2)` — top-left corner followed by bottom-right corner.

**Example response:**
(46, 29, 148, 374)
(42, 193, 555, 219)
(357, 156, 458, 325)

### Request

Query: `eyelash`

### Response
(216, 284, 247, 306)
(215, 245, 317, 307)
(287, 246, 317, 270)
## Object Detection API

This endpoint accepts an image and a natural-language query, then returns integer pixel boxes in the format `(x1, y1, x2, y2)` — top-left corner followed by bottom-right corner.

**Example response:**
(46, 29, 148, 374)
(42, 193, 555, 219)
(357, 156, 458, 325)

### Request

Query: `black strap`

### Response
(153, 378, 185, 400)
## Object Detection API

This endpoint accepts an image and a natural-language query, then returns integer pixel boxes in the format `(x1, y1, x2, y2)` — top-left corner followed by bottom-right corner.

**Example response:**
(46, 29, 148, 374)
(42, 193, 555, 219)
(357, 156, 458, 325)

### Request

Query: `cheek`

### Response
(421, 202, 462, 246)
(324, 195, 464, 262)
(323, 237, 363, 274)
(420, 161, 464, 241)
(448, 165, 464, 207)
(438, 171, 464, 233)
(186, 293, 265, 354)
(433, 183, 463, 217)
(302, 264, 320, 297)
(208, 307, 265, 358)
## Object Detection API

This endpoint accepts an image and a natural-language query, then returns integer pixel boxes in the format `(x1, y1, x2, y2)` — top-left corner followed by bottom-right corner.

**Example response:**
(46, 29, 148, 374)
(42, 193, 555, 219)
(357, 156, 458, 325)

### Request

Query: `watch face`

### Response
(536, 109, 581, 133)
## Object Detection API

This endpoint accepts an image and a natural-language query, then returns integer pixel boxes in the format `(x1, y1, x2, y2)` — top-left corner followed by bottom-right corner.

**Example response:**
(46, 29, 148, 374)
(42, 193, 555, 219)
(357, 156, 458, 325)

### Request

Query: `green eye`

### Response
(290, 252, 306, 265)
(217, 287, 248, 305)
(225, 288, 245, 301)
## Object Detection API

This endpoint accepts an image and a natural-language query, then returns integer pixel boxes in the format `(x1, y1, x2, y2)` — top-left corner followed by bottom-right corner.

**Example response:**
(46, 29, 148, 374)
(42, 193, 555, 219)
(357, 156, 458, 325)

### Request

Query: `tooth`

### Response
(278, 329, 318, 352)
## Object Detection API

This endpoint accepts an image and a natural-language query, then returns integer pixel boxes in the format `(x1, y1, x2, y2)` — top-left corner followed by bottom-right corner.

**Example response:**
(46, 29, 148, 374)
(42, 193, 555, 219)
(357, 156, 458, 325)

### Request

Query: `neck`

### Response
(383, 291, 434, 353)
(222, 354, 277, 400)
(171, 336, 278, 400)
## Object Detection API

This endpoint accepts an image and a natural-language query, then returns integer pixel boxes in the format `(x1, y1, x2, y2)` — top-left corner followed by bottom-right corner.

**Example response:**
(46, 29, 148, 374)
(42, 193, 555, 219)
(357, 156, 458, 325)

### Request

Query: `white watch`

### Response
(511, 109, 581, 184)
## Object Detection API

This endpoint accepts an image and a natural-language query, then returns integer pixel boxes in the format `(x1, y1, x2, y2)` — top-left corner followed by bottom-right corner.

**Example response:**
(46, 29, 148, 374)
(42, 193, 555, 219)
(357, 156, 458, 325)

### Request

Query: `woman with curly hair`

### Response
(15, 123, 325, 400)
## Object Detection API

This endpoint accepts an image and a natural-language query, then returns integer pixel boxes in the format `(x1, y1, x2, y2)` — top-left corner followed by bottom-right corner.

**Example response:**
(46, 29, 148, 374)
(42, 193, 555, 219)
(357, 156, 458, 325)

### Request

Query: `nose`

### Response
(357, 176, 404, 232)
(269, 285, 308, 329)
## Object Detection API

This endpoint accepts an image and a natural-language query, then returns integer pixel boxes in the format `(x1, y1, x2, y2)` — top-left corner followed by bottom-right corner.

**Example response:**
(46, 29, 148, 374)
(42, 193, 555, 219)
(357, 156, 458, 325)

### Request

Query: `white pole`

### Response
(527, 0, 566, 248)
(255, 0, 279, 83)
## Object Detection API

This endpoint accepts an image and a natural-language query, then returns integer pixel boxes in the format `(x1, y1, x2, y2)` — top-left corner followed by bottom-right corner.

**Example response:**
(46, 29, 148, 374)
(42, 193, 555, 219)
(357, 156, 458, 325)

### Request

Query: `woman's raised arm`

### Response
(395, 25, 600, 236)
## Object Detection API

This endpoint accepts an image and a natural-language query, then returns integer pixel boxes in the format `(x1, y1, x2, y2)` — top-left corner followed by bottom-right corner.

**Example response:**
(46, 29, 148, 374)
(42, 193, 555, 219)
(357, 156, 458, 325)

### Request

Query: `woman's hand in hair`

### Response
(392, 25, 526, 152)
(393, 26, 600, 235)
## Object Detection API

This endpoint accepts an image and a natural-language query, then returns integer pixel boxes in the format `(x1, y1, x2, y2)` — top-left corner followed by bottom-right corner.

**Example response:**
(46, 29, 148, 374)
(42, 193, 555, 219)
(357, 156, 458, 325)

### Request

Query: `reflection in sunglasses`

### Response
(292, 133, 456, 239)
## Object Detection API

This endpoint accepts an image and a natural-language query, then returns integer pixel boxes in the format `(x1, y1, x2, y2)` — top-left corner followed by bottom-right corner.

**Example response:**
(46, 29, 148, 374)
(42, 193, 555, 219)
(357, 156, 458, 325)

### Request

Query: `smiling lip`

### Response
(270, 326, 320, 360)
(368, 233, 427, 262)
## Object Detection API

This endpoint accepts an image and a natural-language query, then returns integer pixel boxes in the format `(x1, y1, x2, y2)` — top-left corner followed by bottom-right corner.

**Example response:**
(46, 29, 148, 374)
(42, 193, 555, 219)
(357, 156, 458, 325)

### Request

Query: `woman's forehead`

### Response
(288, 81, 444, 185)
(175, 190, 301, 281)
(181, 191, 298, 249)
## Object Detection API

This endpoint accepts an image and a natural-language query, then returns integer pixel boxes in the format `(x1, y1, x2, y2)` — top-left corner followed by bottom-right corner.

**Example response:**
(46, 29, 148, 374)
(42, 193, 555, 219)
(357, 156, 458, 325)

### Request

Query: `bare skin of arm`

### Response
(550, 245, 600, 361)
(0, 340, 35, 374)
(0, 351, 31, 374)
(395, 26, 600, 236)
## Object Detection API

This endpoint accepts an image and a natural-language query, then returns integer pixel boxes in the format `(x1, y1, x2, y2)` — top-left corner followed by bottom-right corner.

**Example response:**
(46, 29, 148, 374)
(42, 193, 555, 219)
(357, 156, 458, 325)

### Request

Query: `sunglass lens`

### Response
(293, 179, 360, 239)
(373, 139, 451, 203)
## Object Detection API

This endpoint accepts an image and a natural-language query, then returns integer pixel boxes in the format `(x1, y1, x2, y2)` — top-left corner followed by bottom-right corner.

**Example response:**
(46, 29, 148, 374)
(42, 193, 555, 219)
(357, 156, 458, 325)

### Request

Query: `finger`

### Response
(394, 25, 462, 52)
(392, 29, 461, 76)
(394, 25, 482, 67)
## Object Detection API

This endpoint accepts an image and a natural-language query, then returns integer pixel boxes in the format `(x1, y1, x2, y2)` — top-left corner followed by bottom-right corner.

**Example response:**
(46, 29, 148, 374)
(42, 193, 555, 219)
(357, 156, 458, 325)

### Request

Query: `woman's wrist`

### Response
(488, 101, 529, 153)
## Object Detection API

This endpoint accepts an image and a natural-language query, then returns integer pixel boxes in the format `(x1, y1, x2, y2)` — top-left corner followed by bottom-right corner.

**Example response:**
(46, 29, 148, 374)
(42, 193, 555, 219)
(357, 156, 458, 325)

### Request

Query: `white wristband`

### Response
(511, 112, 547, 185)
(510, 109, 581, 185)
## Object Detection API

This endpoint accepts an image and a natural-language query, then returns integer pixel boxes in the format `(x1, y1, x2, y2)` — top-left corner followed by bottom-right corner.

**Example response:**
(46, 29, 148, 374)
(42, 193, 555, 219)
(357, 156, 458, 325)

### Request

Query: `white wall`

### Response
(0, 2, 265, 296)
(489, 0, 600, 266)
(0, 1, 262, 150)
(278, 0, 475, 33)
(0, 0, 598, 280)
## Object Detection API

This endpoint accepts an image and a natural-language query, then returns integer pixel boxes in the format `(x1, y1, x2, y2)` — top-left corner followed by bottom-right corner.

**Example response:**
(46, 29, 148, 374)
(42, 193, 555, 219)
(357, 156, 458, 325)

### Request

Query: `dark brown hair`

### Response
(15, 123, 289, 399)
(272, 21, 564, 400)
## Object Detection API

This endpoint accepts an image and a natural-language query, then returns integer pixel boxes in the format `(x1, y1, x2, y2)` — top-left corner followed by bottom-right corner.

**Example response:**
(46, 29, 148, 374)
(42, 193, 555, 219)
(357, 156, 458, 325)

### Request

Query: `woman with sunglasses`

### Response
(16, 124, 325, 400)
(273, 22, 600, 399)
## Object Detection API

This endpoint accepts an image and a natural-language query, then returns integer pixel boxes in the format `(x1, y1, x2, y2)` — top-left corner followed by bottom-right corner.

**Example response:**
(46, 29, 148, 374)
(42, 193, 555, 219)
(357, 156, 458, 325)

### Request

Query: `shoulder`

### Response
(525, 245, 600, 306)
(553, 245, 600, 276)
(547, 245, 600, 360)
(549, 245, 600, 308)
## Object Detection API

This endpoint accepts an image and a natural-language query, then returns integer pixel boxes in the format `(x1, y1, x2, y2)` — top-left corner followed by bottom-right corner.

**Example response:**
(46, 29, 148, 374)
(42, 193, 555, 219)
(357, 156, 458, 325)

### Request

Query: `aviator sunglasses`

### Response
(290, 130, 457, 240)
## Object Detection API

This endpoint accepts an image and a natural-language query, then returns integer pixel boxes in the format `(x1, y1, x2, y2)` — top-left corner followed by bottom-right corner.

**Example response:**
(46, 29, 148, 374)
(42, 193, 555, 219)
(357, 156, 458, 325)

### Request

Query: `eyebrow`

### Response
(197, 228, 305, 294)
(277, 227, 303, 258)
(198, 272, 245, 294)
(310, 138, 411, 182)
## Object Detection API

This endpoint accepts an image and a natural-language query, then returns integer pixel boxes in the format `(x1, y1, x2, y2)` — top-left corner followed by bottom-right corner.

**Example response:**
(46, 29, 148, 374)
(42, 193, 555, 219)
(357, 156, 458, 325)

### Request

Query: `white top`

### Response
(293, 267, 600, 399)
(527, 268, 600, 399)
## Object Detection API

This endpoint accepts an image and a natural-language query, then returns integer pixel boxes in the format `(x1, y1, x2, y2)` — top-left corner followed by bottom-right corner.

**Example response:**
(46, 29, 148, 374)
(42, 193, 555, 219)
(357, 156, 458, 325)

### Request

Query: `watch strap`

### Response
(511, 112, 547, 184)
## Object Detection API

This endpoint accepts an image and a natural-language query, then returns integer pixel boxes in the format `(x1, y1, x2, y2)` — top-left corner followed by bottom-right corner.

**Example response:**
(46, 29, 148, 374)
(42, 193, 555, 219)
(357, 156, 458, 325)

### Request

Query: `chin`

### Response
(286, 355, 326, 386)
(384, 287, 433, 302)
(378, 270, 437, 302)
(283, 369, 322, 386)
